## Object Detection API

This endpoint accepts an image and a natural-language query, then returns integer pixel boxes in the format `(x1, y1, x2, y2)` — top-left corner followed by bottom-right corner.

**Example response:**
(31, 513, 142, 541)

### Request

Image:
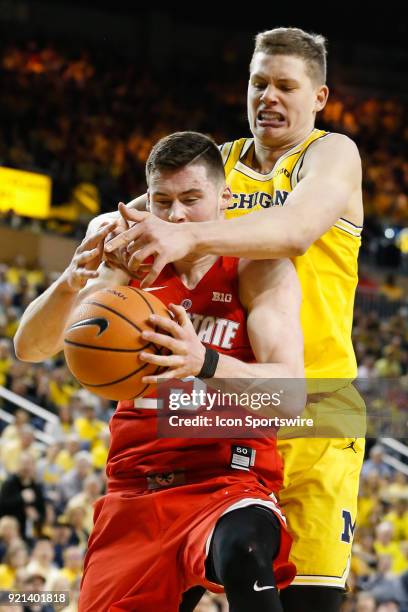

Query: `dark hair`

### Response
(251, 27, 327, 84)
(146, 131, 225, 185)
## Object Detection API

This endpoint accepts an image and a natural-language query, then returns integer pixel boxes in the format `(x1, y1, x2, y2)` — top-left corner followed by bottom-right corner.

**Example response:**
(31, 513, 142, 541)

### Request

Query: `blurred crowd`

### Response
(0, 39, 406, 237)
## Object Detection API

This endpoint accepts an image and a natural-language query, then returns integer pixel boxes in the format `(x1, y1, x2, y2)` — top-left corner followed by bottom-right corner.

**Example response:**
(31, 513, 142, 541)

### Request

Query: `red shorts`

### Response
(78, 474, 295, 611)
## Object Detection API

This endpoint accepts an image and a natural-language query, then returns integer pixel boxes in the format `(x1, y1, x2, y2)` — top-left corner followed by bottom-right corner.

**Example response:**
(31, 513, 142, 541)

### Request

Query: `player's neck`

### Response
(251, 127, 314, 173)
(173, 254, 218, 290)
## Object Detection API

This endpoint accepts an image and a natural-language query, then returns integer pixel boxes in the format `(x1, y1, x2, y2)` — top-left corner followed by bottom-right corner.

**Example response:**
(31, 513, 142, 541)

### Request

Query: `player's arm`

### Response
(14, 223, 130, 363)
(193, 134, 362, 258)
(105, 134, 361, 286)
(139, 259, 305, 417)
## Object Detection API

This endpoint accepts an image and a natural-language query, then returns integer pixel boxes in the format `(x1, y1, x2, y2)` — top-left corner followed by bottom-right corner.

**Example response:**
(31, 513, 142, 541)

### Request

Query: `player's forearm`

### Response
(14, 266, 129, 362)
(14, 273, 81, 362)
(192, 207, 304, 259)
(192, 177, 348, 260)
(211, 353, 306, 418)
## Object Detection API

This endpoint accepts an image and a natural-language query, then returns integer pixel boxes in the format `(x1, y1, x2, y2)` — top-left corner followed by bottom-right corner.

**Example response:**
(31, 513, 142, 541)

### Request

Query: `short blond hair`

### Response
(251, 27, 327, 84)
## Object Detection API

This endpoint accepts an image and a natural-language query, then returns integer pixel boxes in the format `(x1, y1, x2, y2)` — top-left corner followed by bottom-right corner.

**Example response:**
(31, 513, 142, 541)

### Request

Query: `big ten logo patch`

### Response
(212, 292, 232, 303)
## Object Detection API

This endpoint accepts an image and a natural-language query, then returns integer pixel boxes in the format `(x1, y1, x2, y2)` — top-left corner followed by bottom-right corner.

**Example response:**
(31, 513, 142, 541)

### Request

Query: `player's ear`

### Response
(314, 84, 329, 112)
(220, 185, 232, 211)
(146, 190, 151, 211)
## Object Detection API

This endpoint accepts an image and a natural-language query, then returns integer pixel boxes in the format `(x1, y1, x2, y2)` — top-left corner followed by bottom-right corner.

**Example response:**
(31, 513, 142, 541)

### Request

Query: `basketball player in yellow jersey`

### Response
(106, 28, 365, 612)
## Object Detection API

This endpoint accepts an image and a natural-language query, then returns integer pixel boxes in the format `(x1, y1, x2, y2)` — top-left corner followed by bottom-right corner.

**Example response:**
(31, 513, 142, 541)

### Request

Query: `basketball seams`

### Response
(63, 339, 152, 353)
(83, 300, 144, 333)
(79, 361, 149, 388)
(126, 286, 171, 336)
(126, 286, 155, 314)
(77, 360, 165, 391)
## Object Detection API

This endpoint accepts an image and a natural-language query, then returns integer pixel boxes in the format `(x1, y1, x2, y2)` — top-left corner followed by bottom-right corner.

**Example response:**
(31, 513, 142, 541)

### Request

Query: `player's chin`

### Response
(255, 124, 287, 143)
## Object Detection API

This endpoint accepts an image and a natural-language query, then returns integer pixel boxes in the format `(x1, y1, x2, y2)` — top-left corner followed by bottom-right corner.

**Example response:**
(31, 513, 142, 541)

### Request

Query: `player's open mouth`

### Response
(257, 111, 285, 127)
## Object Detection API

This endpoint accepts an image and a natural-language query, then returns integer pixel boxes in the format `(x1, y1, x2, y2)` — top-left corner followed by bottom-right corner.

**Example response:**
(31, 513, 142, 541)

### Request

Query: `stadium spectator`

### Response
(44, 407, 75, 444)
(384, 498, 408, 541)
(47, 368, 76, 412)
(0, 338, 13, 387)
(58, 451, 92, 503)
(0, 515, 21, 562)
(25, 538, 60, 588)
(354, 592, 376, 612)
(362, 446, 393, 479)
(373, 522, 407, 574)
(89, 428, 110, 471)
(369, 570, 408, 612)
(36, 443, 64, 497)
(380, 274, 405, 302)
(49, 520, 72, 568)
(1, 408, 31, 441)
(73, 402, 107, 449)
(0, 540, 29, 588)
(0, 453, 46, 541)
(0, 424, 41, 474)
(55, 435, 81, 473)
(376, 602, 400, 612)
(63, 505, 88, 548)
(383, 473, 408, 502)
(67, 473, 103, 533)
(58, 545, 84, 586)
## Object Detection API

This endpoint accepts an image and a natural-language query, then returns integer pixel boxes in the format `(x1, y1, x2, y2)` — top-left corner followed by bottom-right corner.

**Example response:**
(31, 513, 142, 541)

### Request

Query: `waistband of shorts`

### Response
(107, 468, 258, 493)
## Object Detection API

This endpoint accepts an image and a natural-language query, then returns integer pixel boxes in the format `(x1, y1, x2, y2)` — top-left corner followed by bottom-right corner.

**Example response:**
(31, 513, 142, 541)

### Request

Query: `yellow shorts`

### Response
(277, 384, 366, 588)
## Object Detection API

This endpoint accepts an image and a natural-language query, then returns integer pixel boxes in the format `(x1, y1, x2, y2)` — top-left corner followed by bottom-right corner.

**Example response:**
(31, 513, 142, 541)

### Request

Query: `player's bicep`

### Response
(247, 298, 303, 376)
(241, 259, 304, 376)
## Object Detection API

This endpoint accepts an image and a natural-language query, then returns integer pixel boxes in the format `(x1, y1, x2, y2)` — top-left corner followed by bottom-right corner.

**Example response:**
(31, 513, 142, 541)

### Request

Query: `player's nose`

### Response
(168, 202, 187, 223)
(260, 84, 279, 104)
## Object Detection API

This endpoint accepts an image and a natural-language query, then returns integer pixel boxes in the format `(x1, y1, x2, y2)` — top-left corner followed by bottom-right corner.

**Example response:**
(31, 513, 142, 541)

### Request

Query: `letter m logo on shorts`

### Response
(341, 510, 355, 543)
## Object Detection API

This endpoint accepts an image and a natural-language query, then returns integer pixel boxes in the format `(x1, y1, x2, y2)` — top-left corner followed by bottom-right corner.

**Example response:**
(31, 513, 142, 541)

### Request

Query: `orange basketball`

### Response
(63, 286, 170, 400)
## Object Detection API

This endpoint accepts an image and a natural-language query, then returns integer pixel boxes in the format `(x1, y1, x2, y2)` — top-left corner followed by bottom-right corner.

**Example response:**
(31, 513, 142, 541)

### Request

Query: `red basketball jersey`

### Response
(106, 257, 283, 491)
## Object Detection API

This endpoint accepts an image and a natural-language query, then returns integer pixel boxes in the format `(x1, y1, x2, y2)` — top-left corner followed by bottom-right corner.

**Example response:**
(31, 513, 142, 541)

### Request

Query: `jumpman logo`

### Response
(343, 439, 357, 453)
(253, 580, 275, 591)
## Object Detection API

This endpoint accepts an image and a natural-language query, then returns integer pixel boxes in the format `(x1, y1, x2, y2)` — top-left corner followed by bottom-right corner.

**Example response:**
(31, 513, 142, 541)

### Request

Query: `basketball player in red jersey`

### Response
(15, 132, 304, 611)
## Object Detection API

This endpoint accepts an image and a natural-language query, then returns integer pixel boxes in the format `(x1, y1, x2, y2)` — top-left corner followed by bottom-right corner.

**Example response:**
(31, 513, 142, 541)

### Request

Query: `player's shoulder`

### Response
(218, 137, 252, 165)
(312, 131, 360, 158)
(303, 131, 361, 174)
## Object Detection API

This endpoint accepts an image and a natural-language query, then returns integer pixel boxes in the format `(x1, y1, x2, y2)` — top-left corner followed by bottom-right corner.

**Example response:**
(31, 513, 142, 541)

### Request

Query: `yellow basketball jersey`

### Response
(220, 129, 361, 379)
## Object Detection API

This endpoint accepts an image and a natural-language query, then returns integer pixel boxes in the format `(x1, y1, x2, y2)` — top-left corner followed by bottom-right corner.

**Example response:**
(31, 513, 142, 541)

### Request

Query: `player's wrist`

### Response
(197, 347, 220, 379)
(57, 270, 82, 294)
(188, 222, 205, 255)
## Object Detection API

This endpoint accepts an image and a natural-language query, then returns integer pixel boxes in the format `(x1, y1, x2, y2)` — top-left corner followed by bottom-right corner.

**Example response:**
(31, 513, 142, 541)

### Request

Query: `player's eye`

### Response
(184, 198, 198, 204)
(252, 82, 265, 90)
